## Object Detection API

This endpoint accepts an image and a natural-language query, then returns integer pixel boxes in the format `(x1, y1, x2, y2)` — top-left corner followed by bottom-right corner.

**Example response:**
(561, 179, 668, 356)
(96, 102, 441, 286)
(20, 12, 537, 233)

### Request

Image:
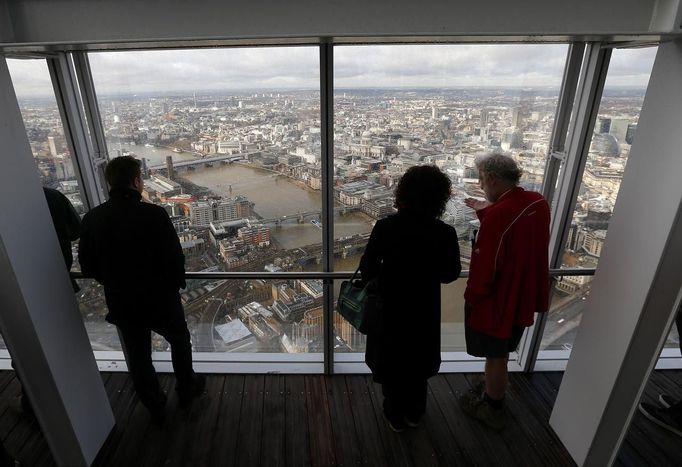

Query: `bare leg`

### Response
(485, 356, 508, 400)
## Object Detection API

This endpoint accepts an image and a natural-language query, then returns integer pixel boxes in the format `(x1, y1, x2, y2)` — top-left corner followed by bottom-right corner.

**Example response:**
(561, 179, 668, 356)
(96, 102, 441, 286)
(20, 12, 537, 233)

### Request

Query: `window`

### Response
(332, 44, 568, 356)
(6, 59, 84, 212)
(540, 47, 659, 353)
(87, 47, 322, 356)
(5, 58, 92, 350)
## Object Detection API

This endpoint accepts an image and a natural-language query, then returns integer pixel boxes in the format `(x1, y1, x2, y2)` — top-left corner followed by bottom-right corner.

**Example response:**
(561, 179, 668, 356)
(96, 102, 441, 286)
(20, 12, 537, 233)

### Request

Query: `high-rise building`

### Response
(609, 118, 630, 144)
(596, 116, 611, 133)
(188, 196, 254, 226)
(626, 123, 637, 145)
(480, 108, 489, 128)
(165, 155, 174, 180)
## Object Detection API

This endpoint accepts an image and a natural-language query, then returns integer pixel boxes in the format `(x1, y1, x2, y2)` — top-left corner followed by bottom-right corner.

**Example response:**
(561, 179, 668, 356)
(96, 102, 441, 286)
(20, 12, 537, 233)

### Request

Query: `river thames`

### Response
(120, 144, 466, 331)
(120, 144, 373, 253)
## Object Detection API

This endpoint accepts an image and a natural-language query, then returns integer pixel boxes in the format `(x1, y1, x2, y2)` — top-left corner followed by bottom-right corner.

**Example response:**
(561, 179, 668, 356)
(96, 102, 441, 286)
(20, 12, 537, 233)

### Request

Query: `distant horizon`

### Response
(8, 45, 657, 99)
(15, 85, 649, 102)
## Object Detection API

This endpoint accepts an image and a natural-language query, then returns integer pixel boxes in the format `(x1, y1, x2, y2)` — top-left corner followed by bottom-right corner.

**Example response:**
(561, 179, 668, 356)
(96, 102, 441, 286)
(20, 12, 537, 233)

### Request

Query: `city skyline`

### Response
(8, 45, 657, 98)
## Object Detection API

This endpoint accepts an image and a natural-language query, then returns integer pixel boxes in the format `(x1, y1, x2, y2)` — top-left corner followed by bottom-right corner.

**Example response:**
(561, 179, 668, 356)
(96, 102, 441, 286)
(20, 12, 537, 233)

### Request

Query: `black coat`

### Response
(43, 187, 81, 291)
(78, 188, 186, 326)
(43, 187, 80, 270)
(359, 210, 461, 382)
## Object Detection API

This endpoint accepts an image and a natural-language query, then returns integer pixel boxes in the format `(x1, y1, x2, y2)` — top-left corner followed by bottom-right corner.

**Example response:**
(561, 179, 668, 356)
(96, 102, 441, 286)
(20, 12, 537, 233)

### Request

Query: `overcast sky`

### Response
(7, 45, 657, 98)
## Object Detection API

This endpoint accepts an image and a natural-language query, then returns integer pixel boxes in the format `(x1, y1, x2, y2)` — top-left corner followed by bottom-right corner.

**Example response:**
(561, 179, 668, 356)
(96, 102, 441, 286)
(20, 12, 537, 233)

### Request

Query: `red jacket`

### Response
(464, 187, 550, 338)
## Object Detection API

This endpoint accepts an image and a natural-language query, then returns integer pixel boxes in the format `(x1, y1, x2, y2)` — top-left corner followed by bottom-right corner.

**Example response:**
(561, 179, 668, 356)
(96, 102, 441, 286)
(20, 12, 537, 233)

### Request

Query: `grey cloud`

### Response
(8, 44, 658, 98)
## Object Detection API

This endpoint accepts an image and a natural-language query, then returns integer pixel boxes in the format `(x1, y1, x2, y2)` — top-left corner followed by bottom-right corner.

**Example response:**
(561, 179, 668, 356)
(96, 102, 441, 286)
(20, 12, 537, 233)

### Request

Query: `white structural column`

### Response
(0, 59, 113, 466)
(551, 39, 682, 466)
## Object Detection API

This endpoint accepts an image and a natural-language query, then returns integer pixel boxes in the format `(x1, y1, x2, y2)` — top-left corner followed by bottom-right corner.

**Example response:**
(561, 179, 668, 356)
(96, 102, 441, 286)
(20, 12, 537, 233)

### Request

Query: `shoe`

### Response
(404, 414, 421, 428)
(383, 410, 407, 433)
(659, 394, 679, 409)
(638, 402, 682, 437)
(177, 374, 206, 408)
(459, 392, 507, 431)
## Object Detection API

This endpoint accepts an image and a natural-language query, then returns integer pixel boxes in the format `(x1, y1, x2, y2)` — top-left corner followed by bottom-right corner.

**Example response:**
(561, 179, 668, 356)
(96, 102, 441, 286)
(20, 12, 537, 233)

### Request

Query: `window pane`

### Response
(7, 59, 84, 211)
(540, 47, 658, 353)
(6, 59, 102, 351)
(187, 278, 323, 353)
(332, 44, 568, 355)
(88, 47, 321, 355)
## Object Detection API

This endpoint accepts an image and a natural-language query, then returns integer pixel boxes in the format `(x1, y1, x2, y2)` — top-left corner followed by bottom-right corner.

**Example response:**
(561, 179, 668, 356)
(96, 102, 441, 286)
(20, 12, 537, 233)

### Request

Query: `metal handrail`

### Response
(70, 267, 595, 281)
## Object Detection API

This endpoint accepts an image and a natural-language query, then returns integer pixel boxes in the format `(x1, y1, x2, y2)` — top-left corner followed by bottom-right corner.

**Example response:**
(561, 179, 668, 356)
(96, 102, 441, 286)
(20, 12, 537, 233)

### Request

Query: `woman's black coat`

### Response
(359, 210, 461, 383)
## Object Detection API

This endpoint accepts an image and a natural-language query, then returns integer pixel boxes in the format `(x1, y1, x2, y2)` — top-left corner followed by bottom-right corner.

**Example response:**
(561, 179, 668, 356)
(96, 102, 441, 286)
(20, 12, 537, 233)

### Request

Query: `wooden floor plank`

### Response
(463, 373, 549, 467)
(208, 375, 245, 467)
(326, 376, 362, 467)
(504, 375, 574, 466)
(0, 371, 17, 395)
(420, 382, 470, 466)
(304, 375, 336, 467)
(134, 375, 176, 467)
(284, 375, 310, 467)
(260, 374, 286, 467)
(444, 373, 523, 467)
(384, 380, 438, 467)
(621, 416, 681, 467)
(361, 376, 413, 467)
(345, 375, 389, 466)
(234, 375, 264, 467)
(0, 370, 678, 466)
(617, 439, 656, 467)
(428, 375, 496, 466)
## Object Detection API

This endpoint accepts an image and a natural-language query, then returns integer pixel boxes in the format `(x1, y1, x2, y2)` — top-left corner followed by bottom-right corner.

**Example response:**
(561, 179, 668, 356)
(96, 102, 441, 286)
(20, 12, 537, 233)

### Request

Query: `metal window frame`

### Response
(71, 52, 110, 204)
(27, 40, 675, 374)
(519, 43, 613, 371)
(47, 53, 100, 210)
(516, 42, 586, 371)
(320, 41, 336, 374)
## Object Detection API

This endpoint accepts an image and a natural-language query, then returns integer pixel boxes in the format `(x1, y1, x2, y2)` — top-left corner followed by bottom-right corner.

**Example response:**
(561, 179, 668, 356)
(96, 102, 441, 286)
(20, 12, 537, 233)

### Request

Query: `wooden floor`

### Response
(0, 370, 680, 466)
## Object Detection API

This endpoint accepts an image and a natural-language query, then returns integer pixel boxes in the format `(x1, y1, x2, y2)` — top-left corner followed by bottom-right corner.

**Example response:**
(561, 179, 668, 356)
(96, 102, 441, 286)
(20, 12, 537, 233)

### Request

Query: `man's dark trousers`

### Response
(117, 295, 195, 410)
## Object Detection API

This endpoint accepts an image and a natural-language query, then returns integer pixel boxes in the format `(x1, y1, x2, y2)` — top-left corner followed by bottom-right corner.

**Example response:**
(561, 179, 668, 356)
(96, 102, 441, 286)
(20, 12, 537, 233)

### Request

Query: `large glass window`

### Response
(540, 47, 659, 353)
(87, 47, 322, 356)
(332, 44, 568, 355)
(6, 59, 84, 211)
(5, 58, 92, 350)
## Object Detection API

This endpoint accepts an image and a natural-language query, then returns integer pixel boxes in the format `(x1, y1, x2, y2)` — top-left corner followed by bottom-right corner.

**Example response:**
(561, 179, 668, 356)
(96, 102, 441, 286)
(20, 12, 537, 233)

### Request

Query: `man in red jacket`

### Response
(460, 152, 550, 431)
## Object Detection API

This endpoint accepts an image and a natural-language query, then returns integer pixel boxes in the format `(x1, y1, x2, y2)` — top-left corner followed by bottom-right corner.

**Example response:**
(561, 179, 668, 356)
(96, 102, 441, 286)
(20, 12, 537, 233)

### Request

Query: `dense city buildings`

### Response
(11, 55, 652, 353)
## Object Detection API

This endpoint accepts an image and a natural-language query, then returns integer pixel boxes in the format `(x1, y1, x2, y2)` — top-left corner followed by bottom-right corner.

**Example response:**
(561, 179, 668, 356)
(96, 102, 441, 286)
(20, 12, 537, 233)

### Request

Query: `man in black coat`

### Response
(79, 156, 204, 422)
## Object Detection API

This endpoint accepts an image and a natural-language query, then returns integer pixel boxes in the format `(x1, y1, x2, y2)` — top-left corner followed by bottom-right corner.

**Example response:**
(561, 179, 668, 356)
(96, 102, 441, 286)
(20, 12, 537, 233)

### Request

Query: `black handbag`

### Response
(337, 266, 383, 335)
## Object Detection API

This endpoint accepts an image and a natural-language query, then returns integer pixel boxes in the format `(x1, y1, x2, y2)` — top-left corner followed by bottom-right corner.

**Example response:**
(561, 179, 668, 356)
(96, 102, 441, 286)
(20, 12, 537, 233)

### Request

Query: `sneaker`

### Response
(659, 394, 679, 409)
(177, 374, 206, 408)
(383, 410, 407, 433)
(638, 402, 682, 437)
(459, 391, 507, 431)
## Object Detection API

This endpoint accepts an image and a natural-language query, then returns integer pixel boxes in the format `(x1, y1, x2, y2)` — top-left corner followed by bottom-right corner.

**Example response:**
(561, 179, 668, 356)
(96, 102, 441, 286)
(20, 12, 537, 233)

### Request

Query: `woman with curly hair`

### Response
(359, 165, 461, 432)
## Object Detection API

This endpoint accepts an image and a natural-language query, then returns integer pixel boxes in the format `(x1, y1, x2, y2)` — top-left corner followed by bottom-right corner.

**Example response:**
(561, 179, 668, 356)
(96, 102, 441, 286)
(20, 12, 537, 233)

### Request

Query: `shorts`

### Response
(464, 303, 524, 358)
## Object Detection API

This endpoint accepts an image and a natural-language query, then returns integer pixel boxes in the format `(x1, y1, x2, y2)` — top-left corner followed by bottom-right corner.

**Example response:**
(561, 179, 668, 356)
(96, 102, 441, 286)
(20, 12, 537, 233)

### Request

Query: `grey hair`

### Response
(474, 151, 522, 184)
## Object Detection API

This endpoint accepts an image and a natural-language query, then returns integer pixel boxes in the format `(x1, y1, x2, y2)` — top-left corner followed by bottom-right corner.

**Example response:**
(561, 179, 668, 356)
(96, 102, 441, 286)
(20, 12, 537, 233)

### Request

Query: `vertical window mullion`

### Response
(521, 43, 612, 371)
(72, 52, 109, 205)
(320, 41, 335, 374)
(47, 53, 98, 211)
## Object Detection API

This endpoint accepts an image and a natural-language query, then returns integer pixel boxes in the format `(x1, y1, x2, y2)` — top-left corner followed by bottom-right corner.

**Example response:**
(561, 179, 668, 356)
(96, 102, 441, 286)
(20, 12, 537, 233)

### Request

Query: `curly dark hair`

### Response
(105, 156, 141, 190)
(394, 165, 452, 218)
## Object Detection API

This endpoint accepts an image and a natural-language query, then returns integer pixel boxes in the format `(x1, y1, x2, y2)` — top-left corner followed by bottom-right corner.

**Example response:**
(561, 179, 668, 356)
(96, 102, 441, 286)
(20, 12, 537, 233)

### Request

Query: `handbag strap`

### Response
(350, 265, 361, 283)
